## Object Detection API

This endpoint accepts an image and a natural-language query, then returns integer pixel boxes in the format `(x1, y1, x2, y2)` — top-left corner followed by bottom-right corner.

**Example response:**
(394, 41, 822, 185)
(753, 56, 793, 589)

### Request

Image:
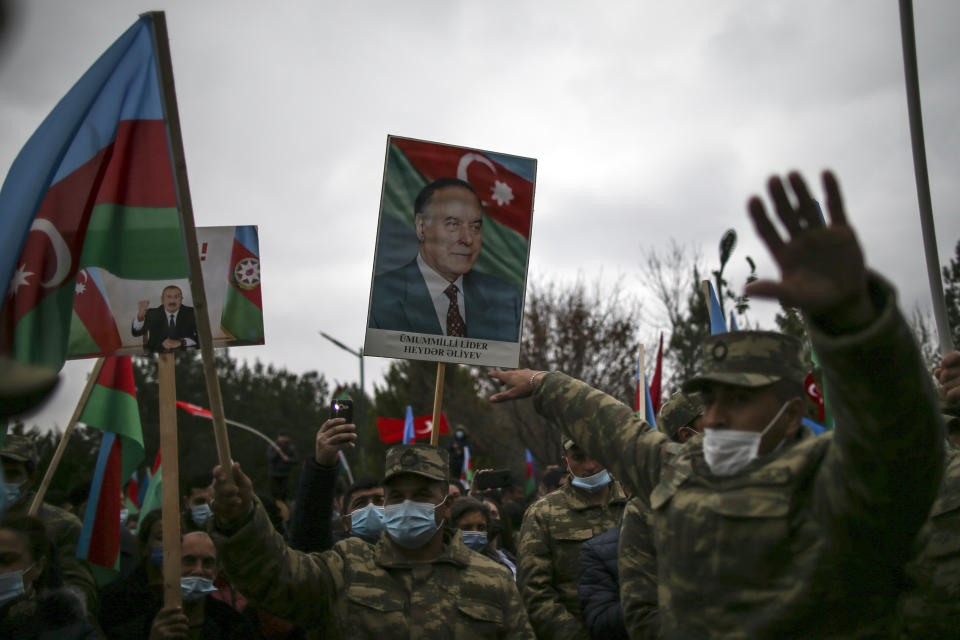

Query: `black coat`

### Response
(578, 525, 629, 640)
(0, 589, 100, 640)
(132, 305, 198, 351)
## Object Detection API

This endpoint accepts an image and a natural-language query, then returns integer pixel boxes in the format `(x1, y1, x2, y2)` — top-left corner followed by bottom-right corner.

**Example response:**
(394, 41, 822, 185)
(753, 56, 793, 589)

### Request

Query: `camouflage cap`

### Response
(682, 331, 805, 394)
(383, 444, 449, 483)
(1, 434, 39, 465)
(658, 391, 705, 441)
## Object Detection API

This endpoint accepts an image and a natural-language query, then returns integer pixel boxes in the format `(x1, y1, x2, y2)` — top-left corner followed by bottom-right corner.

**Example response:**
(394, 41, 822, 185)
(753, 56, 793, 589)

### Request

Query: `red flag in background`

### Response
(650, 333, 664, 415)
(377, 413, 450, 443)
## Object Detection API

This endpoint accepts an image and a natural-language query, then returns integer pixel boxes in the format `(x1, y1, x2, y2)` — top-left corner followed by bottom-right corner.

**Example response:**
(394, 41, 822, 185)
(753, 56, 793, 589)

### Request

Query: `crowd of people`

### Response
(2, 170, 960, 638)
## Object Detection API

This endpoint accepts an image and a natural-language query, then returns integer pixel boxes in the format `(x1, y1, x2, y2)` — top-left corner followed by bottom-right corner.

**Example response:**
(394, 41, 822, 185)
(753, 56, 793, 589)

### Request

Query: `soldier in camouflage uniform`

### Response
(895, 351, 960, 637)
(517, 435, 626, 639)
(1, 434, 97, 614)
(211, 443, 534, 639)
(618, 391, 703, 639)
(491, 171, 944, 638)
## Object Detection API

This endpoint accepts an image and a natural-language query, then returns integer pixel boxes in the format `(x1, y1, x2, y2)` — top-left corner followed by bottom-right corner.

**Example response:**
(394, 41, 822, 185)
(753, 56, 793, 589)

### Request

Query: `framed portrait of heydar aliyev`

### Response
(364, 136, 537, 368)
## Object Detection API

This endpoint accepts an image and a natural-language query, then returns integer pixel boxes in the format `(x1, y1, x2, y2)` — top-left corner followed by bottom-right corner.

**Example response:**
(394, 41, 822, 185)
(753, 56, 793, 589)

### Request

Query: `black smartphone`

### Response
(330, 398, 353, 424)
(476, 469, 512, 491)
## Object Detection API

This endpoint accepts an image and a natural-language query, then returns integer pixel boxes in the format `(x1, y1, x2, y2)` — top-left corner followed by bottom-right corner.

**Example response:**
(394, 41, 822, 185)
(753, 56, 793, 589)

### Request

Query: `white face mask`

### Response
(703, 401, 791, 477)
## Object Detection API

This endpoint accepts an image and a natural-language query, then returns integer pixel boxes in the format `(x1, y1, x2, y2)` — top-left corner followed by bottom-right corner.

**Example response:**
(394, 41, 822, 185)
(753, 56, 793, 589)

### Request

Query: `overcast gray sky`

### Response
(3, 0, 958, 433)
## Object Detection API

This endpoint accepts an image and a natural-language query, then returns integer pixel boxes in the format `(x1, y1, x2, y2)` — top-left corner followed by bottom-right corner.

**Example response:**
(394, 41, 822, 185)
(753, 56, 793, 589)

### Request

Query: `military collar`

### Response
(561, 479, 627, 511)
(373, 527, 472, 569)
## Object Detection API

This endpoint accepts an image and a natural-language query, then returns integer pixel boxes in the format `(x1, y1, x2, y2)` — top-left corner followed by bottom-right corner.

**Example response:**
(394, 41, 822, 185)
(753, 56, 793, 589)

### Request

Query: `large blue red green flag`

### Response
(375, 137, 534, 293)
(0, 15, 186, 370)
(220, 225, 264, 343)
(76, 356, 144, 579)
(524, 448, 536, 497)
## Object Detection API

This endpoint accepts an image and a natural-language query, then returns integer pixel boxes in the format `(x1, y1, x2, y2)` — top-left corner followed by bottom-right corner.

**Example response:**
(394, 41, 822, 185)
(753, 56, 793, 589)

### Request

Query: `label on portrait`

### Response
(363, 136, 536, 368)
(66, 225, 264, 358)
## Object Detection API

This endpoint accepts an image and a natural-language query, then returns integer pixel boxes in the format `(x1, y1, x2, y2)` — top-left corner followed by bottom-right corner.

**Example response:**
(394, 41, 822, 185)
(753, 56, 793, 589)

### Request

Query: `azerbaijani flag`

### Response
(375, 137, 535, 293)
(524, 448, 536, 497)
(635, 354, 659, 430)
(460, 445, 474, 485)
(401, 405, 415, 444)
(136, 449, 163, 532)
(124, 470, 140, 510)
(76, 356, 144, 581)
(69, 267, 122, 357)
(220, 225, 264, 343)
(0, 15, 187, 369)
(649, 333, 664, 415)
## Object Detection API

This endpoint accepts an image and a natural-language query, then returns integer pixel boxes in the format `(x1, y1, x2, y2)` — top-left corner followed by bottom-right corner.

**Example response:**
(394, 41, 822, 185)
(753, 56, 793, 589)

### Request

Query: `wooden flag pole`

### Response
(28, 357, 106, 516)
(430, 363, 447, 446)
(898, 0, 955, 355)
(637, 345, 646, 421)
(157, 352, 182, 608)
(147, 11, 232, 470)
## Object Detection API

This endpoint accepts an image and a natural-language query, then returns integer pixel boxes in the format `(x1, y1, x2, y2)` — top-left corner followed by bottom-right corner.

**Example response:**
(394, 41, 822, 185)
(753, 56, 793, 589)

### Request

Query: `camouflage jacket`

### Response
(11, 493, 96, 614)
(532, 277, 943, 639)
(618, 496, 658, 640)
(517, 480, 626, 640)
(212, 501, 534, 640)
(896, 444, 960, 636)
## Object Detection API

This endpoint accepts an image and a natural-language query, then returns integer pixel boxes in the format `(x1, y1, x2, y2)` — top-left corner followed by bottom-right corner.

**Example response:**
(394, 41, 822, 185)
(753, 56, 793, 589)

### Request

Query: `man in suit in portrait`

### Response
(369, 178, 522, 342)
(132, 284, 199, 352)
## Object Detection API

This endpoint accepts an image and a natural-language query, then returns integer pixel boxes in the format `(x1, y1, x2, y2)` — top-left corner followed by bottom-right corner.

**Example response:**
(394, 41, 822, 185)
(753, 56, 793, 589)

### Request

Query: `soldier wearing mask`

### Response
(618, 391, 703, 639)
(210, 444, 534, 638)
(0, 434, 97, 614)
(490, 171, 944, 638)
(516, 436, 626, 640)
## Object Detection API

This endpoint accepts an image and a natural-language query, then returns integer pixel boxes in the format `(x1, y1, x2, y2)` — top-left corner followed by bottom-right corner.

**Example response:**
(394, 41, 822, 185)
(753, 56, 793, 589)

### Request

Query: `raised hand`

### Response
(315, 417, 357, 466)
(488, 369, 542, 403)
(137, 299, 150, 321)
(936, 351, 960, 405)
(212, 462, 254, 527)
(744, 171, 874, 333)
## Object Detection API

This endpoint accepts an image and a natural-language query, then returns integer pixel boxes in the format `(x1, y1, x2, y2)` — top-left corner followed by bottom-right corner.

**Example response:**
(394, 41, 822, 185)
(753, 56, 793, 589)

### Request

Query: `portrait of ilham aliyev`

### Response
(369, 177, 523, 342)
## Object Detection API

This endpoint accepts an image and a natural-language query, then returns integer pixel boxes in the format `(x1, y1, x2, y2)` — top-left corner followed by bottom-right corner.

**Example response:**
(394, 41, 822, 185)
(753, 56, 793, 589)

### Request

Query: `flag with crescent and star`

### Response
(0, 15, 188, 370)
(376, 411, 451, 444)
(374, 136, 535, 293)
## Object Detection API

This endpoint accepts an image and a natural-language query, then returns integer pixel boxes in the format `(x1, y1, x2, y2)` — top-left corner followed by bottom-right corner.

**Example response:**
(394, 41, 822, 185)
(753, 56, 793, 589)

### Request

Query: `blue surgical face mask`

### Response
(180, 576, 217, 602)
(570, 469, 612, 492)
(3, 482, 23, 509)
(383, 496, 446, 549)
(349, 503, 385, 543)
(149, 545, 163, 568)
(0, 564, 33, 606)
(190, 503, 213, 527)
(461, 530, 488, 552)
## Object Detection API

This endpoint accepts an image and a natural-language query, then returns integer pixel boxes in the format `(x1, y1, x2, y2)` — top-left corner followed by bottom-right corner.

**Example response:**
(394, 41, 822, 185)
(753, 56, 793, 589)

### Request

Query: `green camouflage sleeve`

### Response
(517, 501, 589, 640)
(503, 573, 538, 640)
(810, 274, 944, 574)
(618, 497, 660, 640)
(211, 499, 338, 630)
(533, 374, 670, 503)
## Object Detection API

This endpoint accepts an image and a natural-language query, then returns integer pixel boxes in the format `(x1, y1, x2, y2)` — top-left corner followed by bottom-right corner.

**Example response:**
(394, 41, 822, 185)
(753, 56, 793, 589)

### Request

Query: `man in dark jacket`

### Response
(578, 525, 629, 640)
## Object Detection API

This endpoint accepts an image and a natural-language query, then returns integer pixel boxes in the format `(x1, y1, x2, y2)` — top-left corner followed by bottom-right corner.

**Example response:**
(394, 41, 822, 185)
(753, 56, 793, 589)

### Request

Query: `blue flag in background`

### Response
(402, 405, 415, 444)
(706, 281, 727, 335)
